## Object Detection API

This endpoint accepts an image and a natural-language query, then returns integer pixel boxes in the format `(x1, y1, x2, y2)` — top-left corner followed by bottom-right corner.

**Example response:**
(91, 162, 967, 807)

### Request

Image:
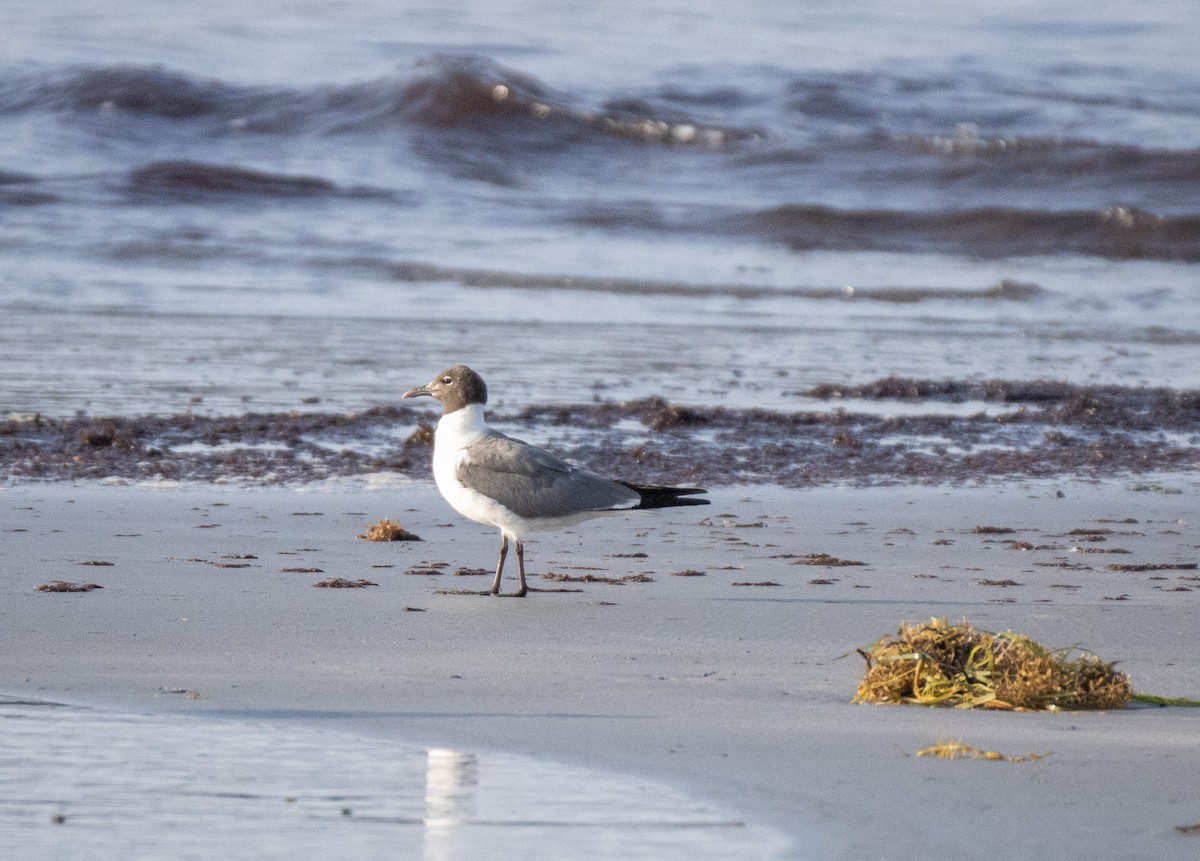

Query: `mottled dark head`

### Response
(402, 364, 489, 415)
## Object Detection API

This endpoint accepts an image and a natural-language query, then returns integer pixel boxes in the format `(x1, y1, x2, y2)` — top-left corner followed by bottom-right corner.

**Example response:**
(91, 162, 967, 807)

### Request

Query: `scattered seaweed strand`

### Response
(916, 739, 1051, 762)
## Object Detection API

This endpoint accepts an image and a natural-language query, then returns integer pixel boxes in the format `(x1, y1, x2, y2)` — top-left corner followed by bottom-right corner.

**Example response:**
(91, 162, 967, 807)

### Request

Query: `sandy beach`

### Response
(4, 477, 1200, 859)
(6, 2, 1200, 858)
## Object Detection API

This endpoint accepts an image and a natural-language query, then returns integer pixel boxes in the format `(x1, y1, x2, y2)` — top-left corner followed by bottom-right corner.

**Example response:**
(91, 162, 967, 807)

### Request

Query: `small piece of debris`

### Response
(973, 526, 1016, 534)
(671, 569, 706, 577)
(916, 740, 1051, 763)
(808, 578, 838, 585)
(357, 518, 422, 541)
(313, 578, 377, 588)
(732, 580, 782, 587)
(1107, 562, 1198, 572)
(281, 567, 324, 573)
(454, 567, 491, 576)
(79, 560, 114, 566)
(978, 579, 1023, 587)
(1130, 484, 1183, 495)
(792, 553, 865, 567)
(541, 572, 653, 584)
(36, 581, 103, 592)
(608, 552, 648, 558)
(1175, 823, 1200, 835)
(159, 687, 205, 699)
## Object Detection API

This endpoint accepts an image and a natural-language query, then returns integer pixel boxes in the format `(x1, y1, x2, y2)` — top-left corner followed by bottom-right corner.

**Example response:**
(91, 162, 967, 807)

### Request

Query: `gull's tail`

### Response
(620, 483, 710, 510)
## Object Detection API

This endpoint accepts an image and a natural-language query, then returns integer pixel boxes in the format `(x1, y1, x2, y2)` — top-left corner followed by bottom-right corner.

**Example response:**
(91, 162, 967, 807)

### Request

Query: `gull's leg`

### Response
(491, 534, 508, 595)
(514, 539, 527, 598)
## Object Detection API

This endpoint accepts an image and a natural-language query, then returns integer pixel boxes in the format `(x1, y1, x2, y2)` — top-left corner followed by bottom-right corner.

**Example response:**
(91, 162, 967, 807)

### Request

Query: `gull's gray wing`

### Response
(457, 431, 639, 520)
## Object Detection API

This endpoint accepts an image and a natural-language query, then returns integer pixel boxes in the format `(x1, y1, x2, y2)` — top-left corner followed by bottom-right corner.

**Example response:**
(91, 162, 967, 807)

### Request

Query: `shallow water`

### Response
(0, 697, 787, 860)
(2, 1, 1200, 422)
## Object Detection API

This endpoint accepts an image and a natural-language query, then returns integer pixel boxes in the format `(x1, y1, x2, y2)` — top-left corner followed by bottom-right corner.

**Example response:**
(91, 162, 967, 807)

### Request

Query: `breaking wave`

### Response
(0, 56, 756, 147)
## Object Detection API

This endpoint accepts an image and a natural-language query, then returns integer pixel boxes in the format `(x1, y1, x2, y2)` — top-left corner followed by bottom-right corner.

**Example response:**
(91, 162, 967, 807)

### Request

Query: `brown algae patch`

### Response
(8, 378, 1200, 486)
(791, 553, 866, 567)
(541, 572, 654, 584)
(1107, 562, 1198, 572)
(313, 577, 378, 588)
(357, 518, 422, 541)
(853, 617, 1132, 711)
(36, 581, 103, 592)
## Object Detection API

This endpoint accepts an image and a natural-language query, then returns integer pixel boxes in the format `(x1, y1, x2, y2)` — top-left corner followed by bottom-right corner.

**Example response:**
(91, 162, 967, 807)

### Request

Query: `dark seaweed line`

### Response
(3, 382, 1198, 487)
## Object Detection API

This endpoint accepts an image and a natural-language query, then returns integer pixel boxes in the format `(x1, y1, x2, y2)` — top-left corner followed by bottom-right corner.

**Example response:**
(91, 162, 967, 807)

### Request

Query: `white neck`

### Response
(435, 403, 489, 446)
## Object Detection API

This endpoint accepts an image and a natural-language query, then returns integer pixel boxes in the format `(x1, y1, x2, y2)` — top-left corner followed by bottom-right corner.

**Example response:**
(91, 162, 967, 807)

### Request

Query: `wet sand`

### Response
(4, 479, 1200, 859)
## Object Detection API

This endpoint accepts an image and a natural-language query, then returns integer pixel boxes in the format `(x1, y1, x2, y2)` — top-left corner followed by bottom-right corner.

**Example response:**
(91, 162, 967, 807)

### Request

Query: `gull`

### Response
(403, 365, 709, 596)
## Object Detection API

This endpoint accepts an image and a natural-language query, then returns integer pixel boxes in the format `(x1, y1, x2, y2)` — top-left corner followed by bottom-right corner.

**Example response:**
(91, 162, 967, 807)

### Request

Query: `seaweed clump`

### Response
(853, 617, 1131, 711)
(357, 518, 422, 541)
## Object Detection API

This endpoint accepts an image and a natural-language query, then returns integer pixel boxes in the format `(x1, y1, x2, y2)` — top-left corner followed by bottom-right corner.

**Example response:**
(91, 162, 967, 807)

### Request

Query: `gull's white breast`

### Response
(432, 404, 540, 539)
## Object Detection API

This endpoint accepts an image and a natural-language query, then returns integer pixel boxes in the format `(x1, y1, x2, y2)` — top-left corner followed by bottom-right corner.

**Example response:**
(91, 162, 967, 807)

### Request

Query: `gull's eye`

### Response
(442, 376, 453, 385)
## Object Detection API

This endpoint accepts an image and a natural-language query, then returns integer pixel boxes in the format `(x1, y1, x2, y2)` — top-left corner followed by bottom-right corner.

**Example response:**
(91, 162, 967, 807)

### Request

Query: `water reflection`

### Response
(0, 699, 791, 859)
(423, 749, 479, 861)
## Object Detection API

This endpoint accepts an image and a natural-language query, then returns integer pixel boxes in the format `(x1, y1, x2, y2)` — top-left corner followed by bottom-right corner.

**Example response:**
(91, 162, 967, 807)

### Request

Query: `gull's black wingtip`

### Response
(620, 483, 711, 510)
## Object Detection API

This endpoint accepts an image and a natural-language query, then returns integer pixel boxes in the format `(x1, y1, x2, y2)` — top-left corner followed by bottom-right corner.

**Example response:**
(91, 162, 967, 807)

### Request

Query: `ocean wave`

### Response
(126, 161, 393, 200)
(0, 169, 57, 205)
(564, 196, 1200, 262)
(13, 65, 253, 118)
(129, 161, 335, 197)
(263, 54, 760, 147)
(737, 203, 1200, 261)
(889, 123, 1200, 188)
(1, 57, 756, 149)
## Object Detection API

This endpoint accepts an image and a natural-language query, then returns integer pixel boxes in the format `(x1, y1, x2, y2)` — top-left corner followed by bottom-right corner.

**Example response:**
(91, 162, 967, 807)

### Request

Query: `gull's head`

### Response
(403, 364, 488, 414)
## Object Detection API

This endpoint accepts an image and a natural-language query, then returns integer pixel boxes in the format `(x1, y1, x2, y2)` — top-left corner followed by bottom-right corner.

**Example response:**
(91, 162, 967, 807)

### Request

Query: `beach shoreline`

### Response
(4, 478, 1200, 858)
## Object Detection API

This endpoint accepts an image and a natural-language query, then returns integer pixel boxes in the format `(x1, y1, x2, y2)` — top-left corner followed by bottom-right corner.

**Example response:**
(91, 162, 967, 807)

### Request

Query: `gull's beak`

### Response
(402, 384, 433, 399)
